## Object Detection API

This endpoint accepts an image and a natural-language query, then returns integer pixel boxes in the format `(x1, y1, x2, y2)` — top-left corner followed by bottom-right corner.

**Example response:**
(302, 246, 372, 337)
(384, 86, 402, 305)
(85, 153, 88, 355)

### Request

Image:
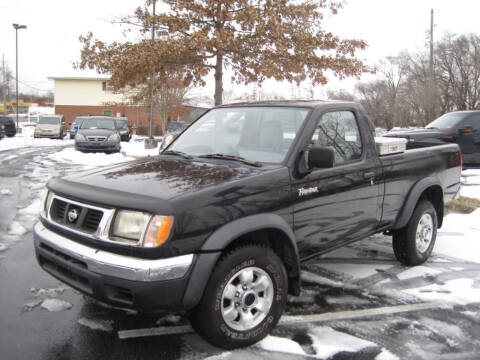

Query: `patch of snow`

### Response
(257, 335, 306, 356)
(77, 318, 114, 332)
(300, 271, 347, 288)
(324, 295, 371, 306)
(156, 314, 183, 326)
(48, 147, 133, 167)
(1, 189, 13, 196)
(375, 348, 399, 360)
(22, 299, 43, 312)
(435, 209, 480, 263)
(318, 263, 392, 280)
(41, 298, 73, 312)
(33, 287, 67, 298)
(397, 266, 442, 281)
(460, 185, 480, 200)
(203, 352, 233, 360)
(8, 221, 27, 236)
(0, 243, 7, 252)
(18, 199, 42, 216)
(403, 278, 480, 304)
(308, 326, 378, 359)
(0, 132, 73, 152)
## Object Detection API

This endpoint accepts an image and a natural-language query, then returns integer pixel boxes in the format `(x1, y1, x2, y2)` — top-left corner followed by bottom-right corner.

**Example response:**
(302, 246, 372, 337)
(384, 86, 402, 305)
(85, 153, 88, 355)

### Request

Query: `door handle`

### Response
(364, 172, 375, 179)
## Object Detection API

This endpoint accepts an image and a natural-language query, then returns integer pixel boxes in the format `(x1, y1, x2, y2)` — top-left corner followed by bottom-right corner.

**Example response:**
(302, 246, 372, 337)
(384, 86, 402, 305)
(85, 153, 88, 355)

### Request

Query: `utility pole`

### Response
(13, 23, 27, 129)
(429, 9, 435, 121)
(2, 54, 6, 105)
(145, 0, 157, 149)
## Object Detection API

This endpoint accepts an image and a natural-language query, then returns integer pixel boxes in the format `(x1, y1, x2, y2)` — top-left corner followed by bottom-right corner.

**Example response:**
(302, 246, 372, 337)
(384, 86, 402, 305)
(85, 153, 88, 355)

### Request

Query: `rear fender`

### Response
(392, 177, 443, 230)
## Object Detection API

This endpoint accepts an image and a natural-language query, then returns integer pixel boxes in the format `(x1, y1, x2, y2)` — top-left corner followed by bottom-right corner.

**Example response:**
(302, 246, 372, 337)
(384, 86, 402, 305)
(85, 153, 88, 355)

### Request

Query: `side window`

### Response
(463, 115, 480, 131)
(310, 111, 363, 165)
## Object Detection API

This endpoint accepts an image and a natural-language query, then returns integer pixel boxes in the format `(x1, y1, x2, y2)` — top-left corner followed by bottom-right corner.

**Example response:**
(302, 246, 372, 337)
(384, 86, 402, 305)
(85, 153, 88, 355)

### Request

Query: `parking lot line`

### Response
(117, 301, 449, 340)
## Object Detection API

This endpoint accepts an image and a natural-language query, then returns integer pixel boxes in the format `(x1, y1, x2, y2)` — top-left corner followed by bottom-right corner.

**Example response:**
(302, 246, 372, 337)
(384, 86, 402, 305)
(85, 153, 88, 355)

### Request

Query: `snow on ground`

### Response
(1, 188, 13, 195)
(77, 318, 114, 332)
(47, 136, 161, 168)
(7, 221, 27, 236)
(0, 125, 73, 152)
(41, 298, 73, 312)
(435, 209, 480, 263)
(403, 278, 480, 304)
(257, 335, 306, 356)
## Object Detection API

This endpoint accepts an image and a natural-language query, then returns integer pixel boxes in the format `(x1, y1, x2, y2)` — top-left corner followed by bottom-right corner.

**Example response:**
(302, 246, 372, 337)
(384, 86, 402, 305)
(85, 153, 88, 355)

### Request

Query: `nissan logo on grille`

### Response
(67, 209, 79, 223)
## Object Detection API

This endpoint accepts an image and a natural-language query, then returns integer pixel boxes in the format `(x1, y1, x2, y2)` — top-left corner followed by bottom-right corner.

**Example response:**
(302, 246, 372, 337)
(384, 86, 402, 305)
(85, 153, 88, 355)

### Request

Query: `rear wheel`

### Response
(190, 245, 287, 349)
(392, 200, 438, 265)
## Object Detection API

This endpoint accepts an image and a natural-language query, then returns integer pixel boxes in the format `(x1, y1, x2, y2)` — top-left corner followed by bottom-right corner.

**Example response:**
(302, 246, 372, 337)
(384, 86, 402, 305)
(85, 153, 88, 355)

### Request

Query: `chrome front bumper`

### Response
(33, 222, 193, 282)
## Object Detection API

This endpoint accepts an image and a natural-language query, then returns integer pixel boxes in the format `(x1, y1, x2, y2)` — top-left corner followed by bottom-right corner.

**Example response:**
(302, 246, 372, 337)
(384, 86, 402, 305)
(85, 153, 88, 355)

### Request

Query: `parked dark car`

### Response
(0, 123, 5, 139)
(116, 118, 132, 141)
(0, 115, 17, 137)
(70, 117, 86, 139)
(384, 110, 480, 166)
(74, 116, 121, 153)
(35, 101, 461, 349)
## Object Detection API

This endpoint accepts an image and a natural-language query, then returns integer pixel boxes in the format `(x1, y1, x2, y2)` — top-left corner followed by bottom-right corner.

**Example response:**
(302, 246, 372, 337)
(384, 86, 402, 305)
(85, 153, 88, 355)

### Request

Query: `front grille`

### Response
(49, 198, 104, 234)
(83, 209, 103, 232)
(86, 136, 107, 142)
(51, 199, 67, 220)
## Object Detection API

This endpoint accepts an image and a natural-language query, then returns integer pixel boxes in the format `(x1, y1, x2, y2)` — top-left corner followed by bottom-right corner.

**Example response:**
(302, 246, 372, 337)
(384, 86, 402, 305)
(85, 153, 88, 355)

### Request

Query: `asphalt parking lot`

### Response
(1, 145, 480, 360)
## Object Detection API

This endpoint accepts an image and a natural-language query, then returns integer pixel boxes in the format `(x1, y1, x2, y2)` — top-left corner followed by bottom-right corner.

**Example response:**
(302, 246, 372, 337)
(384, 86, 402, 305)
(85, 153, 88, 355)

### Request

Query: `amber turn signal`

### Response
(143, 216, 174, 247)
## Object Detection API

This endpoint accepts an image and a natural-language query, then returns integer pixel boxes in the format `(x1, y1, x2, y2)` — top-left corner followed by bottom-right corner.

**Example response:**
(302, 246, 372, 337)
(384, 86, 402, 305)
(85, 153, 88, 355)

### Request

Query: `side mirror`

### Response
(458, 126, 472, 134)
(308, 146, 335, 169)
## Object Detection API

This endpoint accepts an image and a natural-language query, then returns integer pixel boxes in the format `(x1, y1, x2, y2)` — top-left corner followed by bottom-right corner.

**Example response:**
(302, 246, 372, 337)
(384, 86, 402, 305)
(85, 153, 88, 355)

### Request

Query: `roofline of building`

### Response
(48, 76, 111, 81)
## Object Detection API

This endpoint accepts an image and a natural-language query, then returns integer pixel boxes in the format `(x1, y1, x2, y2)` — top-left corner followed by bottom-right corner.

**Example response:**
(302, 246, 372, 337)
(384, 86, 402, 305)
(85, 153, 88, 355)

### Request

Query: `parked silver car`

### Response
(34, 115, 66, 139)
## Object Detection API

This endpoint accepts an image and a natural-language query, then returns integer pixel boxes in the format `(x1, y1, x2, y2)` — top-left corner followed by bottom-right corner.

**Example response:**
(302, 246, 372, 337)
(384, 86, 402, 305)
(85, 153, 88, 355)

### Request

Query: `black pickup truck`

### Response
(34, 101, 461, 348)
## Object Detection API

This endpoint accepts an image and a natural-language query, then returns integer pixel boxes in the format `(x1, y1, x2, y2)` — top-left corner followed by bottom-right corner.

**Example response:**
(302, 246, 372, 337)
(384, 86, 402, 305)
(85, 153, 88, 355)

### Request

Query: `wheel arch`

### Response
(182, 214, 300, 310)
(393, 178, 444, 230)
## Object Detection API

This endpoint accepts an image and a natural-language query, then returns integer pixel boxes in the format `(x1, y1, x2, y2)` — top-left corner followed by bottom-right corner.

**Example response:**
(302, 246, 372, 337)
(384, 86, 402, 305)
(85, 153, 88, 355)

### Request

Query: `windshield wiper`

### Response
(198, 153, 262, 167)
(161, 150, 193, 159)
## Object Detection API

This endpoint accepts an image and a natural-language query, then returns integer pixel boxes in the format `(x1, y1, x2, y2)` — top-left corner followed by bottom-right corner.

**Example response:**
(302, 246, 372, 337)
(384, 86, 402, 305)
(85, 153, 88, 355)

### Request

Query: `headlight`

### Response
(75, 133, 86, 141)
(108, 133, 120, 141)
(112, 210, 151, 243)
(111, 210, 174, 247)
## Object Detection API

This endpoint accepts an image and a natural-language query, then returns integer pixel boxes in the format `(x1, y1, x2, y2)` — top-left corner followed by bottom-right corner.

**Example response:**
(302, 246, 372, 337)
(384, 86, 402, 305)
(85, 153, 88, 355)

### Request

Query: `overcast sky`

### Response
(1, 0, 480, 99)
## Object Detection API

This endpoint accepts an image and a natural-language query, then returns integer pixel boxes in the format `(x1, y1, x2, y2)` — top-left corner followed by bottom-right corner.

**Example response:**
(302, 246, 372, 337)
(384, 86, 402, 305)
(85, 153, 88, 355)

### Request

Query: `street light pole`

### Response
(12, 23, 27, 130)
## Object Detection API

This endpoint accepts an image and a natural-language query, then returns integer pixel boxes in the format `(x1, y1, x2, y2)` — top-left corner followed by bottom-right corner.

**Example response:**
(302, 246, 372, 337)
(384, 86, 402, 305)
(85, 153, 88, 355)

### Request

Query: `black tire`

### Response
(190, 245, 288, 349)
(392, 200, 438, 265)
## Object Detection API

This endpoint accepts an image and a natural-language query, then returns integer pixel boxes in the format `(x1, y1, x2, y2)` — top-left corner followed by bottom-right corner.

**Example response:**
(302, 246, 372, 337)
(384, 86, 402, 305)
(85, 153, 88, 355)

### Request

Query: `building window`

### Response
(102, 81, 114, 92)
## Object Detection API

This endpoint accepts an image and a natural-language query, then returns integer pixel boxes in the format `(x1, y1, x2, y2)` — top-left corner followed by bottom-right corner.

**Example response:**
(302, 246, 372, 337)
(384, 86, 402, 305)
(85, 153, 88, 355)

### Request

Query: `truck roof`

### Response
(216, 100, 358, 108)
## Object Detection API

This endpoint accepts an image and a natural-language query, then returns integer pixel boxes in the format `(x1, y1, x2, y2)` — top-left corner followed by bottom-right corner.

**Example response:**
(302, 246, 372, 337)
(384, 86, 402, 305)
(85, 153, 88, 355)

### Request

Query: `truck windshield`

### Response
(39, 117, 60, 125)
(426, 112, 465, 129)
(168, 107, 310, 164)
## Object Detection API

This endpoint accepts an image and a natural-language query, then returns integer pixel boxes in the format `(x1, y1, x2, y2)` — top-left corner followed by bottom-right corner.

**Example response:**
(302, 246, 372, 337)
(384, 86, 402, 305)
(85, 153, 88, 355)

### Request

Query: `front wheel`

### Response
(190, 245, 287, 349)
(392, 200, 438, 265)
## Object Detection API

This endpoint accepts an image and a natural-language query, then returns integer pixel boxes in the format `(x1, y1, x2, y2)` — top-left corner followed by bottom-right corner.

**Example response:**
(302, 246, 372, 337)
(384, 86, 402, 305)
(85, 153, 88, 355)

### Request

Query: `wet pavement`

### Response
(1, 146, 480, 360)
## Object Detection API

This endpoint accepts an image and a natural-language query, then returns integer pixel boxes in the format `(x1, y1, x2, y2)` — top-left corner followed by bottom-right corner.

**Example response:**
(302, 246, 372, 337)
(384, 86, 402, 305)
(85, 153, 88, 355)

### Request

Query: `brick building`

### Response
(49, 76, 208, 135)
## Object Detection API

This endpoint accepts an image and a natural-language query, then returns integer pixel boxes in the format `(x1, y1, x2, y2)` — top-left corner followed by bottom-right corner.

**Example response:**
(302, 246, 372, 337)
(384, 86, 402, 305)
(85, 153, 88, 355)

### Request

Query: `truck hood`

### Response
(48, 157, 265, 214)
(384, 128, 450, 139)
